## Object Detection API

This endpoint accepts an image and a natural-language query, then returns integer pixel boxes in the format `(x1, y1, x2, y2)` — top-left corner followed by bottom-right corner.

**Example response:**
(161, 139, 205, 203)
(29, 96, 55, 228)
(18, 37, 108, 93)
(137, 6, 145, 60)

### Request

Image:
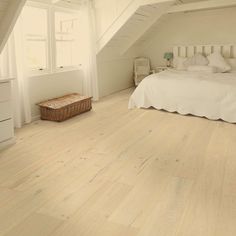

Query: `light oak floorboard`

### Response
(0, 88, 236, 236)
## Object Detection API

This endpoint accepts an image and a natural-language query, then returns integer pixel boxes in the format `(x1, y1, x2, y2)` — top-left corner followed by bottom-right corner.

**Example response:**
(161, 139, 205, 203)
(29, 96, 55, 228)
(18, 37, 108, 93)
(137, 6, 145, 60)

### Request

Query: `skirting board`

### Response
(0, 137, 16, 151)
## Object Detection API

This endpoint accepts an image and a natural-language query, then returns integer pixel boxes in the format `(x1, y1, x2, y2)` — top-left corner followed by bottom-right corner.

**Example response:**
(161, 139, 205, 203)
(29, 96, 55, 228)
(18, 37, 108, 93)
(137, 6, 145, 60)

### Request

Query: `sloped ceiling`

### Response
(0, 1, 11, 21)
(0, 0, 27, 53)
(135, 0, 236, 48)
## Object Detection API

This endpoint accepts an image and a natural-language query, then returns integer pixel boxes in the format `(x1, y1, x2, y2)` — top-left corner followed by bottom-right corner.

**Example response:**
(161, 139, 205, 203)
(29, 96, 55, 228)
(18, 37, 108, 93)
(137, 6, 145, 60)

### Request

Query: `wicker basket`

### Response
(38, 93, 92, 122)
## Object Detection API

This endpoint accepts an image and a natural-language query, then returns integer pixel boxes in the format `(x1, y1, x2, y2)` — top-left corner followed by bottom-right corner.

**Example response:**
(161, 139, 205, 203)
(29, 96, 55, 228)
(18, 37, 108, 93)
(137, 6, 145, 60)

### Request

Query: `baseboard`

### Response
(99, 84, 134, 99)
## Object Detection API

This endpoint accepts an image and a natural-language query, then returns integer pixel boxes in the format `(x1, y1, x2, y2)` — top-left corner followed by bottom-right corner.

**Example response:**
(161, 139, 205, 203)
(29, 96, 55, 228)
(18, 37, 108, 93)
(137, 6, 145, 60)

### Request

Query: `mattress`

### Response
(129, 69, 236, 123)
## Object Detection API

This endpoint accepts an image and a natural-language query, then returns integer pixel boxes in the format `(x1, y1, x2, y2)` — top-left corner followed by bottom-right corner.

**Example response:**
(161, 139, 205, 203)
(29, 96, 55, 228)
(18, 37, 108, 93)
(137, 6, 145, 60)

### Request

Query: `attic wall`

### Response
(97, 46, 141, 97)
(95, 0, 139, 97)
(139, 7, 236, 69)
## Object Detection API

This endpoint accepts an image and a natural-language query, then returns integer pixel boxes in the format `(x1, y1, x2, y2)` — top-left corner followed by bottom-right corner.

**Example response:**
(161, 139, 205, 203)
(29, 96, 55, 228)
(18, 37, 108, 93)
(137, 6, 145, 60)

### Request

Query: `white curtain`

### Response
(80, 0, 99, 101)
(0, 17, 31, 128)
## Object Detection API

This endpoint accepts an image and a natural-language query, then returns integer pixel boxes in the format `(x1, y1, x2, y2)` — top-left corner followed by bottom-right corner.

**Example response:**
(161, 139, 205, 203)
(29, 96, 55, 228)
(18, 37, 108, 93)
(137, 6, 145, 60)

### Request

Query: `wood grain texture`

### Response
(0, 88, 236, 236)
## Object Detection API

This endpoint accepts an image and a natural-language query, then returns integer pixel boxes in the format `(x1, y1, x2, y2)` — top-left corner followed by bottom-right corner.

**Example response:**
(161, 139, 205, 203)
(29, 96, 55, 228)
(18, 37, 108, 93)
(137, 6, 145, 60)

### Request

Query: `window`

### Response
(21, 3, 80, 75)
(55, 11, 80, 69)
(22, 6, 49, 72)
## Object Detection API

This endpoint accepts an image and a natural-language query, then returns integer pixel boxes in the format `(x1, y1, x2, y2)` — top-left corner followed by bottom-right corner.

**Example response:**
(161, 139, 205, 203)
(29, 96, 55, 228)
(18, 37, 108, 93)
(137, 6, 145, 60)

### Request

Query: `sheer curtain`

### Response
(0, 1, 98, 129)
(0, 17, 31, 128)
(80, 0, 99, 101)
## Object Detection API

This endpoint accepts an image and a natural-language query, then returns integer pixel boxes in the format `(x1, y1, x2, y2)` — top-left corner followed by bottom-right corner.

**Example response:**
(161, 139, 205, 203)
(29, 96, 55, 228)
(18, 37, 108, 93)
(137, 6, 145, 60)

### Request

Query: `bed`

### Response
(129, 45, 236, 123)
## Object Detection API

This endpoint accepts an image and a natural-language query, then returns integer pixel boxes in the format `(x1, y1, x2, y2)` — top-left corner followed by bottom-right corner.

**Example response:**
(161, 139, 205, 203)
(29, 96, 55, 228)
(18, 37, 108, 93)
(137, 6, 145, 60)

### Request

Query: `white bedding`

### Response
(129, 69, 236, 123)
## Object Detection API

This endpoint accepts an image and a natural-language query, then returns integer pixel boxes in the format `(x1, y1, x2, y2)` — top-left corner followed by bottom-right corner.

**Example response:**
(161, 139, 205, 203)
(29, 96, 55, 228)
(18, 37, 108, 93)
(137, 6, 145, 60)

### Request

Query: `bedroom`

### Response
(0, 0, 236, 235)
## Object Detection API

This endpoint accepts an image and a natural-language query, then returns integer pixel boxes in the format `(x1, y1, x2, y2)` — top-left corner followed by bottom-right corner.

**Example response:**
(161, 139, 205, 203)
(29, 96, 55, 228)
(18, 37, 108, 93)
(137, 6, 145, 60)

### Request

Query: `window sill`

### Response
(55, 65, 82, 74)
(29, 66, 82, 78)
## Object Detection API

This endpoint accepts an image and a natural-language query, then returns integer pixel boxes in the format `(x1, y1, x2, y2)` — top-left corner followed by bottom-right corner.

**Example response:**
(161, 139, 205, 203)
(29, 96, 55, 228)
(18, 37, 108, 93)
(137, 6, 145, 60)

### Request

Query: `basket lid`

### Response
(38, 93, 92, 109)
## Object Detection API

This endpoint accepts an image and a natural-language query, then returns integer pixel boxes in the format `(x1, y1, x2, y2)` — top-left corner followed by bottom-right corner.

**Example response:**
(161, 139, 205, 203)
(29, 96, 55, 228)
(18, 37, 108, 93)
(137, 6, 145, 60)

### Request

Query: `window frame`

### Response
(53, 7, 81, 73)
(24, 1, 81, 77)
(22, 3, 51, 76)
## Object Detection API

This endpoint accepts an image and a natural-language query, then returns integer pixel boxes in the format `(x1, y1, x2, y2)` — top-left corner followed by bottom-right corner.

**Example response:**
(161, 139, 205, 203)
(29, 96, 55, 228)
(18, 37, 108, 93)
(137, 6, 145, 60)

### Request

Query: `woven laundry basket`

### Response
(38, 93, 92, 122)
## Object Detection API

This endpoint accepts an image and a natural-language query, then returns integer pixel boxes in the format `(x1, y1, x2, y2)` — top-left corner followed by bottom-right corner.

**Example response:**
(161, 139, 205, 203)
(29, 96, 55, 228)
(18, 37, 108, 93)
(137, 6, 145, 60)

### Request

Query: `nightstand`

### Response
(150, 69, 156, 74)
(156, 66, 169, 73)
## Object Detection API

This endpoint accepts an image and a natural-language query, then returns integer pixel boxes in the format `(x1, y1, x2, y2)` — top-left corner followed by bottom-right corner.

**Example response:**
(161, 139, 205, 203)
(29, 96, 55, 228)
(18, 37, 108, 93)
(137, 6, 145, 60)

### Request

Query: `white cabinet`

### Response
(0, 82, 11, 101)
(0, 119, 14, 143)
(0, 80, 14, 150)
(0, 101, 11, 121)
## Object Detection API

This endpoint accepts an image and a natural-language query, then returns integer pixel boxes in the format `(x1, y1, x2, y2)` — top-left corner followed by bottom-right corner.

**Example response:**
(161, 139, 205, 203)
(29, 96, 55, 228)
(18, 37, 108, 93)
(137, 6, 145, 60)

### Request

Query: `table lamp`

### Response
(164, 52, 173, 67)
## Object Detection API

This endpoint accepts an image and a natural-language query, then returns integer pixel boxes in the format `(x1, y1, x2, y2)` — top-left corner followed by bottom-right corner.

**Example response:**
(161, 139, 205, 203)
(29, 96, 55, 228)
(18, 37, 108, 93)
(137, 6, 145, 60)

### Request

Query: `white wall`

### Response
(140, 7, 236, 69)
(95, 0, 138, 97)
(96, 39, 141, 97)
(97, 55, 134, 97)
(29, 70, 83, 119)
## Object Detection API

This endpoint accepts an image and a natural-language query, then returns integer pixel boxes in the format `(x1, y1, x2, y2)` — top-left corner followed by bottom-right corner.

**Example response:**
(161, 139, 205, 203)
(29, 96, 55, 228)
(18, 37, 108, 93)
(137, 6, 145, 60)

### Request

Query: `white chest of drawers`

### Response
(0, 79, 15, 150)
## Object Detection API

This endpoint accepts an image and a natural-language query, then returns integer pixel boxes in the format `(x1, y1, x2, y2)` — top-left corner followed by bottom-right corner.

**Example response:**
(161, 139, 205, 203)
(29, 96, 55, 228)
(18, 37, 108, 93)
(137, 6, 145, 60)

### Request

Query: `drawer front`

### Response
(0, 119, 14, 143)
(0, 101, 12, 121)
(0, 82, 11, 102)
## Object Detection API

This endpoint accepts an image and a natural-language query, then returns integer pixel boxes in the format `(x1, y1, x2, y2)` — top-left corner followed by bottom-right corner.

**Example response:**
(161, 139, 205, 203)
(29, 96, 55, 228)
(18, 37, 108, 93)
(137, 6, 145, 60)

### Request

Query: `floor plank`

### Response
(4, 213, 62, 236)
(0, 88, 236, 236)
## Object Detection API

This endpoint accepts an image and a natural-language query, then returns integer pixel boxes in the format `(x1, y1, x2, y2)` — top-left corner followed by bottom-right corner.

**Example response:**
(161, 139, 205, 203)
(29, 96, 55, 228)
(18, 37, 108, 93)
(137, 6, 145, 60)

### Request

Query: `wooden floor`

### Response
(1, 89, 236, 236)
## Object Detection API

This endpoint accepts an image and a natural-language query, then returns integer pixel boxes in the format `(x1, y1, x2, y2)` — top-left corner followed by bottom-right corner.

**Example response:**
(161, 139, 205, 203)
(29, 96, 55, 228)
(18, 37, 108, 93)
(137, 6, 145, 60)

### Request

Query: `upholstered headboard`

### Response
(173, 45, 236, 58)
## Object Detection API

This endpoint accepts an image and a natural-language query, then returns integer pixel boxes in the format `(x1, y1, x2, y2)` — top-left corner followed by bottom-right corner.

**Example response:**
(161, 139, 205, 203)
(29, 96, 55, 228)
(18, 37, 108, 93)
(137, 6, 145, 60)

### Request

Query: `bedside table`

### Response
(150, 69, 156, 74)
(156, 66, 169, 73)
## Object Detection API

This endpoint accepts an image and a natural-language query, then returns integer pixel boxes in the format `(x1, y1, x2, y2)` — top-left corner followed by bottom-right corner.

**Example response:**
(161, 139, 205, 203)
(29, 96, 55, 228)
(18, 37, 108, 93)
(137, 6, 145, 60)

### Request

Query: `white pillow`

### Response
(187, 65, 217, 73)
(184, 53, 209, 67)
(226, 58, 236, 71)
(173, 57, 188, 71)
(207, 52, 231, 73)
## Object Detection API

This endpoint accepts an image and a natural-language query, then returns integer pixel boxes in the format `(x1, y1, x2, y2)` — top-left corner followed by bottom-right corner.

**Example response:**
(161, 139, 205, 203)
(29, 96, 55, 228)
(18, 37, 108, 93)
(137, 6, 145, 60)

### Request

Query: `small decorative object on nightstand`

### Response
(164, 52, 173, 67)
(156, 66, 169, 73)
(150, 69, 156, 74)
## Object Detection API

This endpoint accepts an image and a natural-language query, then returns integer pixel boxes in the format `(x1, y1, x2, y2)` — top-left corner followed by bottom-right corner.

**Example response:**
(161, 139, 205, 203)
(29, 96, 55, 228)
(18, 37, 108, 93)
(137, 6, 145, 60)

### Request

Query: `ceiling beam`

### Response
(167, 0, 236, 13)
(121, 1, 174, 55)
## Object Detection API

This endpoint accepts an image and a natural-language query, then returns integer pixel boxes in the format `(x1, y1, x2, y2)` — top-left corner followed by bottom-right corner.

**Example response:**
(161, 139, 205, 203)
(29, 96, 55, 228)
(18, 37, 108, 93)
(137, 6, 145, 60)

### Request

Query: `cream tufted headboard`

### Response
(173, 45, 236, 58)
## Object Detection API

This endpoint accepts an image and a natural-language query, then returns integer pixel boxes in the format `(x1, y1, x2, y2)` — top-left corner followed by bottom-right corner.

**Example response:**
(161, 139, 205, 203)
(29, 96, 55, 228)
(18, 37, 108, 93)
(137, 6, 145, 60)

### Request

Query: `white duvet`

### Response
(129, 69, 236, 123)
